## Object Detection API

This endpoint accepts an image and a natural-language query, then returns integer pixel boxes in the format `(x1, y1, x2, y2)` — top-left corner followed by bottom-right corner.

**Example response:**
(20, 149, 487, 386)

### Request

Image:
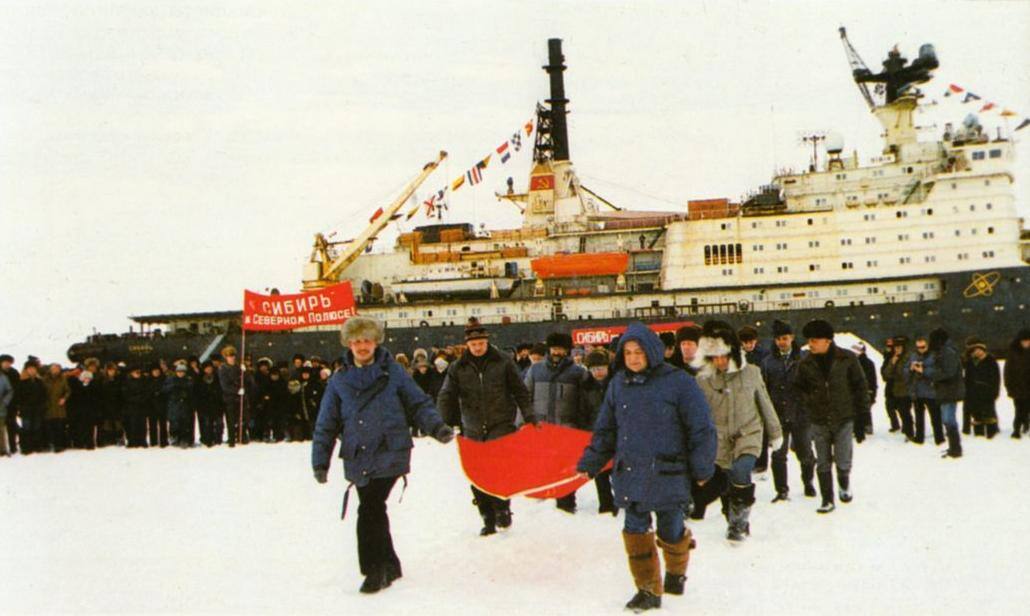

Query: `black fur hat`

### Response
(771, 320, 793, 337)
(545, 331, 573, 350)
(675, 324, 702, 344)
(802, 319, 834, 340)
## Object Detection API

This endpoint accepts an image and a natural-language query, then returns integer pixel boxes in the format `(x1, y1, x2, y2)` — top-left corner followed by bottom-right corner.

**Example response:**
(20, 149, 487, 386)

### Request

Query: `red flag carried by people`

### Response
(457, 423, 611, 499)
(243, 282, 357, 331)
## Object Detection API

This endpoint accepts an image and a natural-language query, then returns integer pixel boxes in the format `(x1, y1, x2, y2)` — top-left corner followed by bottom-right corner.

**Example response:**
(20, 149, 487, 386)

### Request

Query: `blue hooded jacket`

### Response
(577, 322, 717, 511)
(311, 346, 445, 486)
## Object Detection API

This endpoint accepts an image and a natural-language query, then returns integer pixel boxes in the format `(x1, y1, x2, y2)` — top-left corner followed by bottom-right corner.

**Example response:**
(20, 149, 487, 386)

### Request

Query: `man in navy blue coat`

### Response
(578, 323, 717, 612)
(312, 317, 454, 594)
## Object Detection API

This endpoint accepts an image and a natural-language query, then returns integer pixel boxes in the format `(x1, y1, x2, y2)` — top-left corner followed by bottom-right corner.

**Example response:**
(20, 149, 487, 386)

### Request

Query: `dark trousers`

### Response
(771, 419, 815, 493)
(884, 391, 900, 431)
(891, 397, 914, 439)
(223, 396, 247, 445)
(126, 411, 149, 447)
(72, 413, 96, 449)
(913, 398, 943, 444)
(1014, 399, 1030, 435)
(5, 413, 17, 453)
(199, 412, 224, 446)
(44, 419, 68, 452)
(356, 476, 401, 576)
(471, 485, 510, 526)
(148, 411, 169, 447)
(755, 431, 769, 471)
(595, 470, 615, 512)
(18, 413, 43, 454)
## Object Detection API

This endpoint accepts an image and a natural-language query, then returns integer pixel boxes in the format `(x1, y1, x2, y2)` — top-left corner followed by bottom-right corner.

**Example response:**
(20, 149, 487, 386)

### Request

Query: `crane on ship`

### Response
(302, 151, 448, 290)
(839, 27, 938, 109)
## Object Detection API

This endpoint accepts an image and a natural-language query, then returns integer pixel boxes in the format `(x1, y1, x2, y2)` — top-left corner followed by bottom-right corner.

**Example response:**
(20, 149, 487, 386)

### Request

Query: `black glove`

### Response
(434, 424, 455, 444)
(313, 468, 328, 484)
(691, 465, 728, 510)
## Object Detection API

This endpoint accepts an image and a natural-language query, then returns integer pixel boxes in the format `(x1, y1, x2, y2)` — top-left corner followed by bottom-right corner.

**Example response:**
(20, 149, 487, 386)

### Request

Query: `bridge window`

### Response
(972, 151, 985, 161)
(989, 149, 1002, 158)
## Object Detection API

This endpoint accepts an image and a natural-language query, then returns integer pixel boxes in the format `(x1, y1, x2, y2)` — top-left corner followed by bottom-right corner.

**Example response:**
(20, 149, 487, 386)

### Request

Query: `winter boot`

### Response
(384, 561, 403, 584)
(623, 531, 662, 611)
(495, 503, 513, 529)
(473, 492, 497, 536)
(972, 423, 985, 437)
(359, 566, 390, 594)
(656, 529, 695, 595)
(816, 471, 835, 514)
(726, 484, 755, 541)
(719, 494, 731, 522)
(838, 471, 853, 503)
(986, 422, 999, 439)
(942, 425, 963, 458)
(556, 493, 577, 514)
(801, 463, 817, 498)
(962, 410, 971, 435)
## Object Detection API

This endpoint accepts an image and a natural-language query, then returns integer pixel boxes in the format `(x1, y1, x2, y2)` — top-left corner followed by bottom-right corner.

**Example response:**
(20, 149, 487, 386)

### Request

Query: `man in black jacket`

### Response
(796, 320, 869, 514)
(851, 343, 878, 441)
(437, 319, 537, 536)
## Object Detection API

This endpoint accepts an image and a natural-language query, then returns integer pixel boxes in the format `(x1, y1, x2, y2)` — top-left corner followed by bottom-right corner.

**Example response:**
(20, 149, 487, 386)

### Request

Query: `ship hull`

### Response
(68, 266, 1028, 364)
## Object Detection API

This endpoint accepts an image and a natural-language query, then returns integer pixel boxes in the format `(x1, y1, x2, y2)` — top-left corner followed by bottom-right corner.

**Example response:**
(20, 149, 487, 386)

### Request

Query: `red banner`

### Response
(571, 320, 697, 347)
(243, 282, 357, 331)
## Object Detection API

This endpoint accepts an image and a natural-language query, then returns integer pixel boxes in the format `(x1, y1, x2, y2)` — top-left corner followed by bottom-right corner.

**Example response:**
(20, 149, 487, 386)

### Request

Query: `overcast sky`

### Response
(2, 0, 1028, 364)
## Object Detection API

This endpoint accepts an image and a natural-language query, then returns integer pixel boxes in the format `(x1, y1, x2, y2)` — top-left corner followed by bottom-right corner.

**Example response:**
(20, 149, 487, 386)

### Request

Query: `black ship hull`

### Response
(69, 266, 1028, 364)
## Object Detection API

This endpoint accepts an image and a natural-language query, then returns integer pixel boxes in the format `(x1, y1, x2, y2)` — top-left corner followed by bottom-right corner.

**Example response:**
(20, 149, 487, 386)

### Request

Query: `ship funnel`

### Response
(545, 38, 570, 161)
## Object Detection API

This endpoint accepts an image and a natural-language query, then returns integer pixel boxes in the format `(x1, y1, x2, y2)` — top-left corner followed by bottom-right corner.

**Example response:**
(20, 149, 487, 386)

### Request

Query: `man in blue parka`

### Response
(312, 317, 454, 595)
(577, 322, 718, 612)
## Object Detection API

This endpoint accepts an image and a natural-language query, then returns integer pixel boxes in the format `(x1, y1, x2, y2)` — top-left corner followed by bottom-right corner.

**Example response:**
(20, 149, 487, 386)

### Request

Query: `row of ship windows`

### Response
(707, 226, 998, 263)
(717, 203, 994, 231)
(397, 306, 508, 319)
(730, 250, 997, 276)
(970, 149, 1003, 161)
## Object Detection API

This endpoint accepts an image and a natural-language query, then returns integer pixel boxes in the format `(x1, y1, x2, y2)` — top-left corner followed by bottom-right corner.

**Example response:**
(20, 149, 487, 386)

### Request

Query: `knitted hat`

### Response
(802, 319, 834, 340)
(585, 350, 609, 368)
(545, 332, 573, 350)
(965, 336, 987, 353)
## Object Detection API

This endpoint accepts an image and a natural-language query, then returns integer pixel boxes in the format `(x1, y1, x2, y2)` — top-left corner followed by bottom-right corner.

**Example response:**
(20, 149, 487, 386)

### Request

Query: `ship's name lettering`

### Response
(262, 294, 335, 316)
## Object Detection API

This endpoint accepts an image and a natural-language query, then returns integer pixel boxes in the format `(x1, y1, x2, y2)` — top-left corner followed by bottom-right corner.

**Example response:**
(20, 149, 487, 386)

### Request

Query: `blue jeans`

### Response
(939, 401, 958, 429)
(728, 454, 757, 486)
(623, 504, 685, 543)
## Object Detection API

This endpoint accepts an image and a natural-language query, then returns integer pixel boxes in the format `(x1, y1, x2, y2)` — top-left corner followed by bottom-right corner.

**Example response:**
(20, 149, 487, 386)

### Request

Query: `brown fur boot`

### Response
(622, 531, 662, 604)
(657, 528, 695, 595)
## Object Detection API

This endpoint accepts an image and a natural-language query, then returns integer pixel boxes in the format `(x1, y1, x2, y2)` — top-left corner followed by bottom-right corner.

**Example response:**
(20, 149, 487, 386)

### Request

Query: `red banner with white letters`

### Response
(571, 320, 697, 347)
(242, 282, 357, 331)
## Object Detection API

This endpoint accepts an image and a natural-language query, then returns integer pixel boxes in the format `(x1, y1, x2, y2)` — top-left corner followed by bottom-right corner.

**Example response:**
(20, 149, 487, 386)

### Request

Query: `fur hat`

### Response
(0, 354, 14, 364)
(737, 325, 758, 342)
(675, 324, 702, 344)
(464, 318, 489, 342)
(693, 320, 744, 373)
(530, 343, 548, 357)
(802, 319, 834, 340)
(585, 349, 609, 368)
(545, 332, 573, 350)
(771, 320, 793, 338)
(659, 331, 676, 348)
(929, 327, 949, 351)
(340, 317, 385, 345)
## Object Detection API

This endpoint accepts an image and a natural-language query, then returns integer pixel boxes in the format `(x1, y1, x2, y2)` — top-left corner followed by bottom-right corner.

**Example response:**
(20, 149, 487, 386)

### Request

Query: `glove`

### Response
(313, 468, 328, 484)
(434, 424, 455, 444)
(769, 436, 784, 452)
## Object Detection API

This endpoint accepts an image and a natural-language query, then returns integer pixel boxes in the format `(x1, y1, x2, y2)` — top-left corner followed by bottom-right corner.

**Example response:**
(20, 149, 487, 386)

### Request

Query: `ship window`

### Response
(897, 285, 908, 291)
(807, 218, 813, 225)
(777, 266, 788, 273)
(840, 238, 852, 246)
(809, 264, 820, 272)
(899, 257, 911, 264)
(957, 253, 969, 260)
(720, 223, 729, 231)
(989, 149, 1002, 158)
(921, 232, 935, 239)
(905, 167, 914, 173)
(719, 244, 728, 264)
(988, 226, 994, 234)
(752, 244, 764, 251)
(867, 287, 879, 294)
(986, 203, 993, 210)
(751, 221, 761, 228)
(898, 233, 910, 241)
(753, 267, 764, 274)
(704, 245, 712, 265)
(841, 262, 853, 270)
(955, 230, 961, 237)
(722, 269, 733, 276)
(497, 307, 506, 314)
(776, 242, 787, 250)
(985, 180, 991, 186)
(866, 261, 878, 267)
(808, 240, 820, 248)
(971, 228, 978, 235)
(865, 237, 876, 244)
(896, 211, 907, 218)
(970, 204, 976, 211)
(776, 220, 787, 227)
(728, 244, 736, 261)
(982, 251, 995, 258)
(736, 243, 743, 264)
(972, 151, 985, 161)
(924, 255, 936, 263)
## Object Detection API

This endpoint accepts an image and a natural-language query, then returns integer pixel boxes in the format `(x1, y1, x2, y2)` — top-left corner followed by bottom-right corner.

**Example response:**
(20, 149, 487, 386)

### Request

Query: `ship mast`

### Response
(302, 151, 447, 290)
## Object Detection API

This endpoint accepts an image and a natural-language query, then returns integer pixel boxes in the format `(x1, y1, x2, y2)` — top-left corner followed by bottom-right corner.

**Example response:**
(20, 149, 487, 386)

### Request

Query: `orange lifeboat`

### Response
(530, 252, 629, 279)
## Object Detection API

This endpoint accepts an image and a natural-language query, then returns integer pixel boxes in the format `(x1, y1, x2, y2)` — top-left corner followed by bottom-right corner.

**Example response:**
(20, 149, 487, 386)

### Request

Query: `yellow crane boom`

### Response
(302, 151, 447, 290)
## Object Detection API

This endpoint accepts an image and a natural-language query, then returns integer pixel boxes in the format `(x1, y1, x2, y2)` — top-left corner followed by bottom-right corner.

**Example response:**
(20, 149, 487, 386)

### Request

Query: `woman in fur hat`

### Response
(692, 321, 782, 541)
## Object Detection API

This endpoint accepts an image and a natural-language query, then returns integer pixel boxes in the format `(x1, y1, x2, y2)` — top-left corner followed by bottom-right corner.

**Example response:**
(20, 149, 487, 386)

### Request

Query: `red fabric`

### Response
(457, 423, 611, 500)
(242, 282, 357, 331)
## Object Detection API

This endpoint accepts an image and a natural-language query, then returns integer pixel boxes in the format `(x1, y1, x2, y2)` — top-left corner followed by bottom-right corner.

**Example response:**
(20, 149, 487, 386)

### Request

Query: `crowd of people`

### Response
(2, 321, 1028, 611)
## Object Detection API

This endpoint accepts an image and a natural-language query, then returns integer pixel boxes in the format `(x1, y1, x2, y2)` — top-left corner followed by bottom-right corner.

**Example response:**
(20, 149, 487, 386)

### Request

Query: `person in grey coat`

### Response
(796, 320, 869, 514)
(694, 321, 782, 541)
(919, 328, 965, 458)
(312, 317, 453, 594)
(524, 330, 590, 513)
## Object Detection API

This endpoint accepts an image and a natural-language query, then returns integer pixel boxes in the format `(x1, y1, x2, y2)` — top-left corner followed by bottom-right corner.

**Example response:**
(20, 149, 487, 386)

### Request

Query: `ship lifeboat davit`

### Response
(531, 252, 629, 279)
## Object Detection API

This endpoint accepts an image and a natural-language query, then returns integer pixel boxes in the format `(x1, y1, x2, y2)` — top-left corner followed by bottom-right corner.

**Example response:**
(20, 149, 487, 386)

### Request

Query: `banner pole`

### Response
(238, 327, 247, 445)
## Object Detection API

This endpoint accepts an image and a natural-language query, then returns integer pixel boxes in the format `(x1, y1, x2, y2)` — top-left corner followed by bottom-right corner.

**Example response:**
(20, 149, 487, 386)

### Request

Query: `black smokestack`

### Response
(545, 38, 570, 162)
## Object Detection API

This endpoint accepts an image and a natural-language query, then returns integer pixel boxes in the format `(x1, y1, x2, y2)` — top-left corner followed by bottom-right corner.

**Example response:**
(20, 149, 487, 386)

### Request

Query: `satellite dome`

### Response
(825, 132, 845, 154)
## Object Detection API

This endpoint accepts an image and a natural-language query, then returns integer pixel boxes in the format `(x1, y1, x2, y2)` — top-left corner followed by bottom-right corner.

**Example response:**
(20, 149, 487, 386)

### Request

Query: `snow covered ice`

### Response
(2, 371, 1028, 615)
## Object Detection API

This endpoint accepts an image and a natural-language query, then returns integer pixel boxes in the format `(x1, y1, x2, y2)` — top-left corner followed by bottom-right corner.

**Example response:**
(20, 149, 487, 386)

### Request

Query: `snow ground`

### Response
(2, 386, 1028, 615)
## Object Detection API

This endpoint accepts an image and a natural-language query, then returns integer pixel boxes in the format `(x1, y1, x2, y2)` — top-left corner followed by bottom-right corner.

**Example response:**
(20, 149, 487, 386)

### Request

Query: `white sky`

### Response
(1, 0, 1028, 364)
